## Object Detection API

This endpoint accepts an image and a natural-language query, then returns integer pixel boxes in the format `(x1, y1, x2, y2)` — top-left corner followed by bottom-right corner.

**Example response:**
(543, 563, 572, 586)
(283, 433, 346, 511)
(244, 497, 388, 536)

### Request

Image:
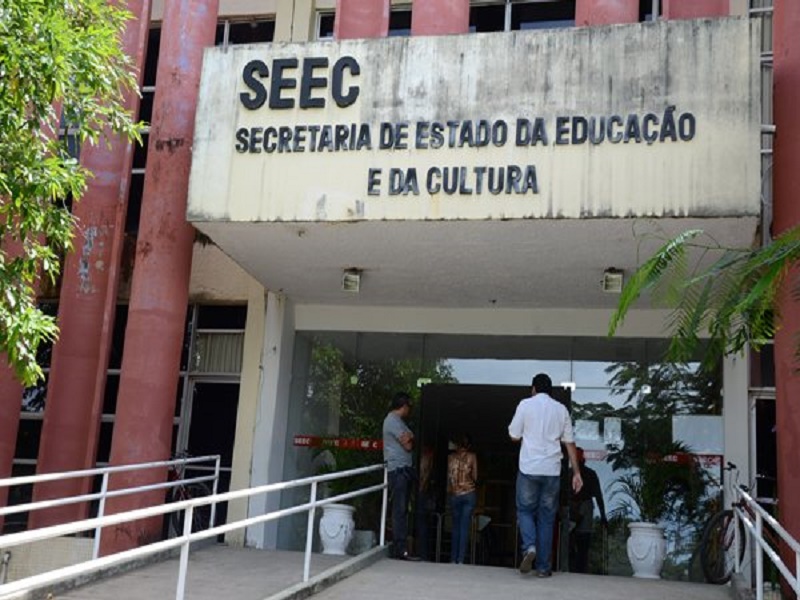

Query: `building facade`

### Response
(1, 0, 796, 579)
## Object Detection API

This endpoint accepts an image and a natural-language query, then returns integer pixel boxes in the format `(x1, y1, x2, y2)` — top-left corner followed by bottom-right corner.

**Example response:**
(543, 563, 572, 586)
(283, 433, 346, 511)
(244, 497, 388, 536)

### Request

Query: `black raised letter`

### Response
(269, 58, 298, 109)
(368, 168, 381, 196)
(332, 56, 360, 108)
(300, 57, 329, 109)
(240, 60, 269, 109)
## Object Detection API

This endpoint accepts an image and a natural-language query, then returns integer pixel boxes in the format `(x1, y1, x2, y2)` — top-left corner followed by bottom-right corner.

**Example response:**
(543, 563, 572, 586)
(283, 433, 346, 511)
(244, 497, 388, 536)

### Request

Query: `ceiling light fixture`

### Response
(342, 268, 361, 293)
(601, 267, 624, 293)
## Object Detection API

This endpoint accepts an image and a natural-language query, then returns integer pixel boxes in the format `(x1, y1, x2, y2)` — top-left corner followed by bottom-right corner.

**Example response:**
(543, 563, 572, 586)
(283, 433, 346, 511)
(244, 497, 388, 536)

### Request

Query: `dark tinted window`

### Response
(512, 0, 575, 30)
(95, 421, 114, 464)
(216, 19, 276, 45)
(318, 13, 335, 39)
(107, 305, 128, 369)
(470, 4, 506, 32)
(143, 28, 161, 87)
(389, 10, 411, 36)
(132, 133, 148, 169)
(103, 374, 120, 414)
(639, 0, 661, 21)
(21, 377, 47, 413)
(125, 173, 144, 233)
(229, 20, 275, 44)
(197, 305, 247, 329)
(15, 420, 42, 459)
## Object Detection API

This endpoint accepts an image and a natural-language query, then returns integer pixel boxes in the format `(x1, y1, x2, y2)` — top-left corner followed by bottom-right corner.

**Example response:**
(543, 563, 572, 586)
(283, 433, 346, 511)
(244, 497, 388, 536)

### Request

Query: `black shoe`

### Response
(536, 569, 552, 578)
(519, 549, 536, 574)
(398, 552, 422, 562)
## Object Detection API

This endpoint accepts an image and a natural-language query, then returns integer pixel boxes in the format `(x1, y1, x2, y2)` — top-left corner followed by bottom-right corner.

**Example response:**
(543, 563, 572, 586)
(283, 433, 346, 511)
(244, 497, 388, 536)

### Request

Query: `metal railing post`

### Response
(92, 472, 110, 559)
(303, 481, 318, 582)
(734, 509, 741, 574)
(175, 506, 194, 600)
(795, 553, 800, 598)
(379, 466, 388, 547)
(210, 456, 221, 528)
(756, 512, 764, 600)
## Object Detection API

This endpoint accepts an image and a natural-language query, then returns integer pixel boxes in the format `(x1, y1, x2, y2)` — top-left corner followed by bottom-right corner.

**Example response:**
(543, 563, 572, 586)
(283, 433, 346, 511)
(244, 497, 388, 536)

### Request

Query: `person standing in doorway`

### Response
(383, 391, 421, 561)
(447, 433, 478, 564)
(415, 444, 435, 561)
(568, 447, 607, 574)
(508, 373, 582, 577)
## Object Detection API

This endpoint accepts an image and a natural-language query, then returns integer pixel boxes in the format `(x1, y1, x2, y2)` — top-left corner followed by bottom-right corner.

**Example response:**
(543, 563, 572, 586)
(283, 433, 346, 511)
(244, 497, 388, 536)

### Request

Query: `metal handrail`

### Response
(0, 474, 217, 518)
(0, 454, 222, 559)
(733, 486, 799, 600)
(0, 463, 389, 600)
(0, 454, 219, 489)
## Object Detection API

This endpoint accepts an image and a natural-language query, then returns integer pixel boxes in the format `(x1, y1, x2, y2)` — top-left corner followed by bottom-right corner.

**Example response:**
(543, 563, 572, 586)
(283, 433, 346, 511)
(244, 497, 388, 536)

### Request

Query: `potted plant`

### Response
(319, 501, 356, 555)
(315, 448, 384, 555)
(599, 361, 718, 579)
(610, 442, 708, 578)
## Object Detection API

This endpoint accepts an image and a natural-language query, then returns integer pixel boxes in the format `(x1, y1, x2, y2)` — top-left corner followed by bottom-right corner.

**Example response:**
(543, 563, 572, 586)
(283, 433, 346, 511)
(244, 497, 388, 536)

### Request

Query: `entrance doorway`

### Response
(418, 383, 571, 569)
(178, 380, 239, 526)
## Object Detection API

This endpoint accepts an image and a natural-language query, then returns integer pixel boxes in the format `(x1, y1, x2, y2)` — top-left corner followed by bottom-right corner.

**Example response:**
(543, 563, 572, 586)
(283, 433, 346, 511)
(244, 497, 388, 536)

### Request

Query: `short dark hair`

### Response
(391, 392, 412, 410)
(531, 373, 552, 395)
(453, 433, 472, 450)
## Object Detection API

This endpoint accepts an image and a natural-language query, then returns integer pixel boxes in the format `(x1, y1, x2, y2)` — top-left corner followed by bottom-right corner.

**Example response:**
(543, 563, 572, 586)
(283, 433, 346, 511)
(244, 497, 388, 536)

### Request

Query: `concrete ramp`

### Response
(55, 545, 732, 600)
(311, 560, 734, 600)
(55, 545, 380, 600)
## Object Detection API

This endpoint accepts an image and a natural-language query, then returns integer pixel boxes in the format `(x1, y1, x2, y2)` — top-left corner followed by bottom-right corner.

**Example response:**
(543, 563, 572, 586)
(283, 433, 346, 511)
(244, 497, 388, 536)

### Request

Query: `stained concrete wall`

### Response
(189, 18, 760, 224)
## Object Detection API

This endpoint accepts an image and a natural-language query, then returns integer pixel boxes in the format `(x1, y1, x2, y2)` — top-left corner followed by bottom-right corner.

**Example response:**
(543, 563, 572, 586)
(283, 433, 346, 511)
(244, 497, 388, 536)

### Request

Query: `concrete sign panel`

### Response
(188, 17, 760, 223)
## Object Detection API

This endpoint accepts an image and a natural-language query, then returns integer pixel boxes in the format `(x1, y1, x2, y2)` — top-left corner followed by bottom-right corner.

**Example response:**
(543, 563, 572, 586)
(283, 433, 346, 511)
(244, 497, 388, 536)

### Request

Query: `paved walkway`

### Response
(313, 559, 734, 600)
(58, 546, 352, 600)
(53, 545, 734, 600)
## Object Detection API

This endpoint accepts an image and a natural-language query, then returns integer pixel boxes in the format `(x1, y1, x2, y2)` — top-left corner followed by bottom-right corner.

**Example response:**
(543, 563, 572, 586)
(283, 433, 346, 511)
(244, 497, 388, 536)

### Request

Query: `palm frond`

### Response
(611, 225, 800, 368)
(609, 229, 704, 336)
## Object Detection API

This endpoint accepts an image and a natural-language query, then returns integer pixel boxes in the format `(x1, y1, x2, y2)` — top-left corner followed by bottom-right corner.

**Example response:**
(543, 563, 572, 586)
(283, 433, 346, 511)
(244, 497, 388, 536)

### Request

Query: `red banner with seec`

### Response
(293, 435, 383, 451)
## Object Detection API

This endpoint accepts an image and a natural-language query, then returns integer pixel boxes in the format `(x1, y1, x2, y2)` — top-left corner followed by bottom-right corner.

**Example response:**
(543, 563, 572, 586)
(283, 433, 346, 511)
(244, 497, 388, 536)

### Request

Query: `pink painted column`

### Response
(100, 0, 218, 555)
(575, 0, 639, 26)
(334, 0, 390, 39)
(29, 0, 152, 530)
(411, 0, 469, 36)
(0, 233, 30, 528)
(0, 360, 23, 530)
(772, 0, 800, 554)
(662, 0, 729, 19)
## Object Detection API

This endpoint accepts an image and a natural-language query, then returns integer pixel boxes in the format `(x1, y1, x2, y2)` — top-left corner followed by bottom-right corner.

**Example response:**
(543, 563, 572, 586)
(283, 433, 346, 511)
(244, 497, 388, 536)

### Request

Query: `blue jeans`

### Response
(516, 472, 560, 572)
(450, 491, 476, 564)
(388, 467, 414, 556)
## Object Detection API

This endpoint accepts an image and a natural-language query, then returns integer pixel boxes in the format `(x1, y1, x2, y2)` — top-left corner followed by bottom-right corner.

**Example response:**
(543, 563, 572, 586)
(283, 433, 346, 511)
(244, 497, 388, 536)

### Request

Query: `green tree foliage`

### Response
(603, 361, 717, 569)
(608, 228, 800, 369)
(305, 339, 456, 528)
(0, 0, 142, 385)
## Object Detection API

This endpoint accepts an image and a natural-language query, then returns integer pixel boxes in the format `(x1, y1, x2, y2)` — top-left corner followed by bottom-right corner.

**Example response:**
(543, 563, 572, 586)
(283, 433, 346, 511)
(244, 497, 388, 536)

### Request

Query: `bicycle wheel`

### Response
(169, 482, 213, 535)
(700, 509, 745, 584)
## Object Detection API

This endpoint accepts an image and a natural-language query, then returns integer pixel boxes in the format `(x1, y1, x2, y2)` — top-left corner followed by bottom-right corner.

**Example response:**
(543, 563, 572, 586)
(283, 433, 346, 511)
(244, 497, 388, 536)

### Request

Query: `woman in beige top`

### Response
(447, 434, 478, 564)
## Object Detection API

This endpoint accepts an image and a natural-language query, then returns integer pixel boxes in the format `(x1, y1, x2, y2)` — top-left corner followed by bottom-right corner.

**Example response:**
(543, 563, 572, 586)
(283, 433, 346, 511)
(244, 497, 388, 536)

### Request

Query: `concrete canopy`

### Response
(194, 216, 758, 309)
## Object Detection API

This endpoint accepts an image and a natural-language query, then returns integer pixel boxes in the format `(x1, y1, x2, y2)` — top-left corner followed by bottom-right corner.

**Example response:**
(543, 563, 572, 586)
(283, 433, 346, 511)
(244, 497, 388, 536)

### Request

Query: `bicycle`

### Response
(166, 454, 214, 536)
(699, 462, 778, 585)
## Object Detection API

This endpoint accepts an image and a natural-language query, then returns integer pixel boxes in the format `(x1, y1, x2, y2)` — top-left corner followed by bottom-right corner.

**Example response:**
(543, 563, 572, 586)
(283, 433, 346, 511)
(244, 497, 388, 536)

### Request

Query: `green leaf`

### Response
(610, 226, 800, 369)
(0, 0, 142, 383)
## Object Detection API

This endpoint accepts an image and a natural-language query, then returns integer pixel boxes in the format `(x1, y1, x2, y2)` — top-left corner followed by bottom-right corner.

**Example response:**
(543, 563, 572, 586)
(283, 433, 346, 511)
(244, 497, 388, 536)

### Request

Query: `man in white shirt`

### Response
(508, 373, 583, 577)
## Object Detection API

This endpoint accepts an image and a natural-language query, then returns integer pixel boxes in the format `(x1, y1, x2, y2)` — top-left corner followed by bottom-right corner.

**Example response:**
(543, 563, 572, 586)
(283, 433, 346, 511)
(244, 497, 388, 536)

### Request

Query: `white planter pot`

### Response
(627, 522, 667, 579)
(319, 503, 355, 556)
